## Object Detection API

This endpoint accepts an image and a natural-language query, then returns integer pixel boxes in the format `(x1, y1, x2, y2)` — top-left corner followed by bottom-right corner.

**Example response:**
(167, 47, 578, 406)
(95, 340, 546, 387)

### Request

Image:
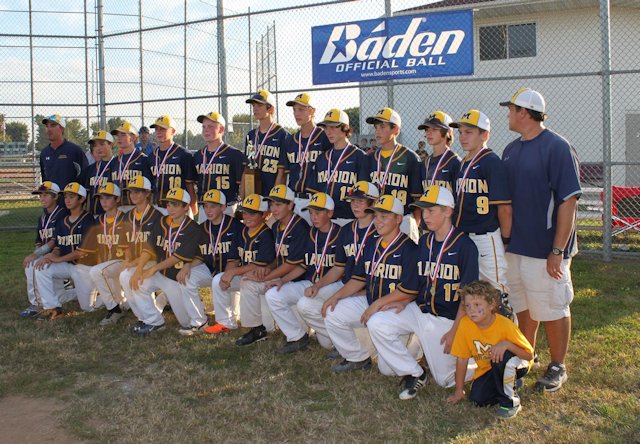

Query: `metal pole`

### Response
(28, 0, 36, 170)
(183, 0, 188, 149)
(217, 0, 228, 125)
(83, 0, 90, 134)
(96, 0, 106, 128)
(248, 7, 253, 130)
(600, 0, 612, 262)
(273, 22, 279, 124)
(385, 0, 394, 110)
(139, 0, 144, 126)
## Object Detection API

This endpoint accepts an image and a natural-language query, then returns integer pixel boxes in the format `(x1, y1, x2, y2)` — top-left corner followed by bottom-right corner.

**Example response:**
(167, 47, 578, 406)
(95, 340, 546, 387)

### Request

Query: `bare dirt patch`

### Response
(0, 396, 74, 444)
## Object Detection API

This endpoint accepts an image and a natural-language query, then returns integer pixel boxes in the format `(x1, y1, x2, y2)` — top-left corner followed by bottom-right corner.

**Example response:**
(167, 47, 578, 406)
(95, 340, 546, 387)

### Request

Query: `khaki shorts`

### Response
(506, 253, 574, 322)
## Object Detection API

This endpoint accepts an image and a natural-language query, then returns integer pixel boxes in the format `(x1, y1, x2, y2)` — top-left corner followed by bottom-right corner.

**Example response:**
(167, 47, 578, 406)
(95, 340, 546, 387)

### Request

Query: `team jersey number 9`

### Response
(169, 176, 182, 189)
(262, 159, 278, 173)
(477, 196, 489, 215)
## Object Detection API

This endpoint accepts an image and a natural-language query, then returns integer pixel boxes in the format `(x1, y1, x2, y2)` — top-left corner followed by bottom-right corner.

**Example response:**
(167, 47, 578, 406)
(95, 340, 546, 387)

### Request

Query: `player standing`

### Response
(315, 108, 370, 225)
(111, 121, 153, 213)
(365, 108, 422, 241)
(418, 111, 460, 194)
(243, 90, 288, 198)
(149, 115, 197, 215)
(500, 88, 581, 392)
(450, 110, 511, 294)
(81, 131, 117, 216)
(193, 112, 246, 221)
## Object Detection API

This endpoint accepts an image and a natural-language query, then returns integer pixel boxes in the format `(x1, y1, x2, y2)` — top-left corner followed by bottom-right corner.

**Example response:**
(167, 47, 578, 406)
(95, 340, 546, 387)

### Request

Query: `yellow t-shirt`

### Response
(451, 314, 533, 379)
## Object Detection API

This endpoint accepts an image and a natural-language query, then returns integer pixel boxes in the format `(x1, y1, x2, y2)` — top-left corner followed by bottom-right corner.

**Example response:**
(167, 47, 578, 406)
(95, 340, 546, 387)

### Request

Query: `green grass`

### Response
(1, 230, 639, 442)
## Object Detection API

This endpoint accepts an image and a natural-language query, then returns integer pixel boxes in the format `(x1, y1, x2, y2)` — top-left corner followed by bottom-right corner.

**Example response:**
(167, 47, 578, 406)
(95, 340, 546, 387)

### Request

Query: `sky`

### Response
(0, 0, 437, 140)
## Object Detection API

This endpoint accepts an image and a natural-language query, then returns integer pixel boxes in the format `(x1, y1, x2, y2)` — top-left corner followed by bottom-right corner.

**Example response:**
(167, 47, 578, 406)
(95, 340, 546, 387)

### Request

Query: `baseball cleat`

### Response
(20, 305, 41, 318)
(99, 307, 124, 326)
(178, 323, 209, 336)
(132, 322, 165, 337)
(331, 357, 372, 374)
(235, 325, 268, 346)
(276, 333, 310, 354)
(203, 323, 233, 334)
(398, 367, 428, 400)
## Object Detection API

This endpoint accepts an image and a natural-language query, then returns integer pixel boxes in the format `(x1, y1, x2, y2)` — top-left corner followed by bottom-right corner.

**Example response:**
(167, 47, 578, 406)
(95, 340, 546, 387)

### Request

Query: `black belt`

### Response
(295, 192, 311, 199)
(469, 231, 489, 236)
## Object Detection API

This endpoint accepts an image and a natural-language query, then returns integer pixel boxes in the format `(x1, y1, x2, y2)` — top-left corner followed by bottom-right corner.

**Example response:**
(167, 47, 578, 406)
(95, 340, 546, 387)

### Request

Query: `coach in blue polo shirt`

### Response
(39, 114, 87, 196)
(500, 88, 581, 394)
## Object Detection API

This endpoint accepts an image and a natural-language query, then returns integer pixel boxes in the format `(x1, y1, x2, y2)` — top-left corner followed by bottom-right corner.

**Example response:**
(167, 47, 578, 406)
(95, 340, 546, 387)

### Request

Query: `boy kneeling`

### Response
(448, 280, 533, 420)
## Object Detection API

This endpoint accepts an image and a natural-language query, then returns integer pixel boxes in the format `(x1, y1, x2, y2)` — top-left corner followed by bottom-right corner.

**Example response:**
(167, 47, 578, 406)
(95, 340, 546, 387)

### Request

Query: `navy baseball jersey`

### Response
(35, 205, 67, 245)
(150, 144, 197, 206)
(273, 214, 310, 269)
(421, 149, 461, 195)
(245, 124, 288, 196)
(369, 145, 422, 214)
(415, 228, 479, 320)
(351, 233, 419, 305)
(39, 140, 87, 191)
(80, 157, 117, 215)
(143, 216, 203, 281)
(113, 151, 154, 206)
(455, 149, 511, 234)
(301, 223, 342, 283)
(282, 128, 331, 194)
(79, 211, 130, 263)
(315, 144, 370, 219)
(124, 205, 163, 260)
(193, 144, 246, 203)
(54, 211, 94, 265)
(198, 215, 244, 275)
(234, 223, 276, 267)
(502, 129, 582, 259)
(334, 220, 377, 283)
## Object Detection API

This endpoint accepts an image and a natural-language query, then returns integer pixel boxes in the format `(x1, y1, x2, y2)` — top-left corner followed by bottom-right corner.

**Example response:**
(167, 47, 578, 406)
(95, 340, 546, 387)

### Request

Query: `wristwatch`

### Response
(551, 247, 564, 256)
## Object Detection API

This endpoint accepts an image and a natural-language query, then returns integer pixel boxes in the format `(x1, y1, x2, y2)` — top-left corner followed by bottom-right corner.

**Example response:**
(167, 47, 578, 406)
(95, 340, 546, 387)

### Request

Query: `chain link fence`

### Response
(1, 0, 639, 259)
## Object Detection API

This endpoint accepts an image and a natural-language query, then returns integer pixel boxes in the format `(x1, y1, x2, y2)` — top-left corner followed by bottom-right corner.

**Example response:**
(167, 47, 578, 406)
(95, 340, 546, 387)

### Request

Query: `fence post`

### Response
(96, 0, 106, 128)
(217, 0, 228, 126)
(139, 0, 144, 126)
(600, 0, 612, 262)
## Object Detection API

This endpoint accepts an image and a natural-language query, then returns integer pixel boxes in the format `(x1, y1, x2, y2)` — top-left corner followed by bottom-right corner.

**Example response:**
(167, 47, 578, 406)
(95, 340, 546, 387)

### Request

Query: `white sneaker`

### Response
(178, 323, 209, 336)
(99, 309, 124, 326)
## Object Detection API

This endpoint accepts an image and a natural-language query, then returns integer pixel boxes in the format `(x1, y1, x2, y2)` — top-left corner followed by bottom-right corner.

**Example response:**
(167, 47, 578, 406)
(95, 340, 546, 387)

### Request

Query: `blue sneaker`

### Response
(20, 305, 41, 318)
(133, 323, 165, 337)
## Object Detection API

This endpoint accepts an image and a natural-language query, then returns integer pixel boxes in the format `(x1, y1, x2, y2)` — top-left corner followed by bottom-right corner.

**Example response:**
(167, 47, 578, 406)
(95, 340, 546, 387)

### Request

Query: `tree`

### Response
(64, 119, 89, 148)
(227, 113, 252, 148)
(34, 114, 48, 151)
(5, 122, 29, 143)
(107, 117, 125, 132)
(343, 107, 360, 139)
(174, 130, 205, 151)
(0, 114, 6, 142)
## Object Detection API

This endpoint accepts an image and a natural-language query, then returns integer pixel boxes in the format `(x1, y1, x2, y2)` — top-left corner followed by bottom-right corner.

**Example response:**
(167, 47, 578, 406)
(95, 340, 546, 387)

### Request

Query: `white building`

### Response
(358, 0, 640, 186)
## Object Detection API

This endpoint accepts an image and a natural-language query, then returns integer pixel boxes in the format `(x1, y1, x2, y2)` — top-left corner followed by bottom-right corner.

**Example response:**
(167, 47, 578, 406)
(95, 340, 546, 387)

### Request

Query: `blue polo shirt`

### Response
(39, 140, 87, 190)
(502, 129, 582, 259)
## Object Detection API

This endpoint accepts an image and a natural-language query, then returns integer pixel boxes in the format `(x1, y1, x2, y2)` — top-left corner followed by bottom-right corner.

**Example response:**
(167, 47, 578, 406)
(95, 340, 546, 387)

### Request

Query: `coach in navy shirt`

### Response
(500, 88, 581, 394)
(39, 114, 87, 195)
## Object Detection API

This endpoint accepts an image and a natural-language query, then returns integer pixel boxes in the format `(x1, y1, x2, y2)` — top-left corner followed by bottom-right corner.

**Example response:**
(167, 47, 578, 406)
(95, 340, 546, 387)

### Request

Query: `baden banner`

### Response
(311, 11, 474, 85)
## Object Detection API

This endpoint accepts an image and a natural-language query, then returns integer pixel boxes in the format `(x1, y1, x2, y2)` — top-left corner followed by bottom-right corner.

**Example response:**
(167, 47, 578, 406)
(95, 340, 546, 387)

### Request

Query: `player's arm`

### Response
(305, 265, 344, 297)
(547, 196, 578, 279)
(361, 288, 416, 325)
(446, 357, 470, 404)
(265, 264, 306, 291)
(275, 168, 286, 186)
(498, 204, 512, 240)
(441, 301, 466, 354)
(261, 262, 298, 282)
(491, 340, 534, 363)
(186, 181, 197, 215)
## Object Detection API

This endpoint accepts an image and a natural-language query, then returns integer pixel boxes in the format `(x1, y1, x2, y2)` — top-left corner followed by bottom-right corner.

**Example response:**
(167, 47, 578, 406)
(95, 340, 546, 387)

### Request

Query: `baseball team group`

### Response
(20, 87, 581, 419)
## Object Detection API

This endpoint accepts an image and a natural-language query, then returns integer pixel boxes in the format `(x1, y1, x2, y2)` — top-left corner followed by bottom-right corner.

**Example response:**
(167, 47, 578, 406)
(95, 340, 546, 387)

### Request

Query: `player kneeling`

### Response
(367, 186, 479, 400)
(448, 281, 533, 420)
(323, 195, 419, 374)
(120, 187, 206, 336)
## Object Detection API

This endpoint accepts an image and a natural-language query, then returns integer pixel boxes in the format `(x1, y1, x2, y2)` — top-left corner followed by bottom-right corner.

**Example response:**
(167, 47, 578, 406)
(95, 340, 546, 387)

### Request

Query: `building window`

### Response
(479, 23, 536, 61)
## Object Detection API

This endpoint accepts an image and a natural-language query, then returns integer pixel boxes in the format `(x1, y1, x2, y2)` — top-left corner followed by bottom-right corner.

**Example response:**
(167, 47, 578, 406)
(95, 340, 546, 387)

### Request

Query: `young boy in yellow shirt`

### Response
(448, 280, 533, 419)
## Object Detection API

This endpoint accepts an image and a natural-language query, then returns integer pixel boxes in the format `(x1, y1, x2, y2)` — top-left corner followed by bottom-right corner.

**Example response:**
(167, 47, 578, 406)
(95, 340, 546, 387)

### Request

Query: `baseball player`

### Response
(418, 111, 461, 194)
(110, 121, 153, 213)
(323, 195, 418, 377)
(265, 192, 343, 354)
(500, 88, 581, 392)
(366, 108, 422, 242)
(81, 130, 117, 216)
(193, 112, 246, 221)
(149, 115, 197, 215)
(282, 93, 331, 221)
(39, 114, 87, 204)
(79, 183, 130, 320)
(32, 183, 95, 320)
(186, 189, 243, 335)
(314, 109, 370, 225)
(366, 186, 479, 400)
(120, 187, 206, 336)
(243, 90, 288, 198)
(450, 110, 511, 296)
(20, 181, 68, 318)
(209, 194, 276, 344)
